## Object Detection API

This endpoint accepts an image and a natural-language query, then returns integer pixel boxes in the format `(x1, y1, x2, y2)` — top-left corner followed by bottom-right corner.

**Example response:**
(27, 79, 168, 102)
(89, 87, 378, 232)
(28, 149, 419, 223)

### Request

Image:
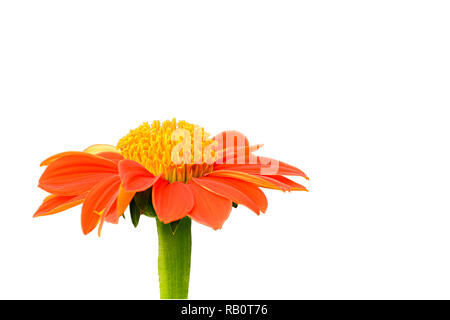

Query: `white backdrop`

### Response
(1, 1, 449, 299)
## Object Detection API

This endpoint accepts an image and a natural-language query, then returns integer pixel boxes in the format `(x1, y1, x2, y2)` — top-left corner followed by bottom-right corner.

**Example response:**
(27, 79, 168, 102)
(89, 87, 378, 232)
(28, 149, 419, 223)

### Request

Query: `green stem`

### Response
(156, 217, 192, 299)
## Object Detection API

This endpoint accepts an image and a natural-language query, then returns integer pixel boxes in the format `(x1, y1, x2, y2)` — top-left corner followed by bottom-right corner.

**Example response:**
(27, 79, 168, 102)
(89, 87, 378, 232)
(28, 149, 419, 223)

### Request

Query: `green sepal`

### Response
(135, 188, 156, 218)
(134, 188, 150, 211)
(232, 202, 238, 208)
(143, 198, 156, 218)
(129, 198, 141, 228)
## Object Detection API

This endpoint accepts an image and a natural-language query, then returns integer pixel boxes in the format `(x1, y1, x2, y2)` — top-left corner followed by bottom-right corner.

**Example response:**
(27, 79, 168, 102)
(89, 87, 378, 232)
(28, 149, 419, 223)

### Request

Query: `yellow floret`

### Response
(117, 119, 217, 182)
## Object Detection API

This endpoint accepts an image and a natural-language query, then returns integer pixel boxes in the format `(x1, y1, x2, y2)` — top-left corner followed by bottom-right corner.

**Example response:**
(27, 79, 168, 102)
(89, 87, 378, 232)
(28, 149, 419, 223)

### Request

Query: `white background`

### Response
(0, 1, 449, 299)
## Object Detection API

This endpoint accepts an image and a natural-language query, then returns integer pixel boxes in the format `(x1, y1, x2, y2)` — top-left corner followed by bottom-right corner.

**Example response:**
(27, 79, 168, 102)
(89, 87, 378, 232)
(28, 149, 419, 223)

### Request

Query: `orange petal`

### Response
(118, 159, 160, 192)
(259, 157, 309, 179)
(97, 152, 124, 163)
(192, 176, 267, 214)
(98, 191, 122, 236)
(40, 144, 120, 167)
(104, 198, 119, 224)
(263, 175, 308, 191)
(40, 151, 86, 167)
(97, 213, 108, 237)
(98, 195, 119, 236)
(81, 175, 121, 235)
(33, 193, 86, 217)
(214, 156, 309, 179)
(117, 184, 135, 217)
(39, 153, 118, 196)
(207, 169, 290, 191)
(152, 180, 194, 224)
(215, 144, 264, 165)
(186, 182, 232, 230)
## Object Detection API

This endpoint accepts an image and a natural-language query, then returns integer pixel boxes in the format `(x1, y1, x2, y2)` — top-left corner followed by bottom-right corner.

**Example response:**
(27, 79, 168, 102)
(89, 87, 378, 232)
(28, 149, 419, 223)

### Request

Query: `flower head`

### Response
(34, 119, 308, 235)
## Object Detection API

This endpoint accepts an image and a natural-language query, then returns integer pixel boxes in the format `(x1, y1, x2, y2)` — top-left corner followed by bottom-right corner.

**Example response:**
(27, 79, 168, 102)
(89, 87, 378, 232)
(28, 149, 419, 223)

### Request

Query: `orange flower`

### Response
(34, 119, 308, 235)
